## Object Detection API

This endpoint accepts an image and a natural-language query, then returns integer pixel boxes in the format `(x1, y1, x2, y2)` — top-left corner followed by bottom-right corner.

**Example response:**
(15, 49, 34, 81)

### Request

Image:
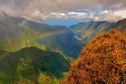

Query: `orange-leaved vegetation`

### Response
(61, 29, 126, 84)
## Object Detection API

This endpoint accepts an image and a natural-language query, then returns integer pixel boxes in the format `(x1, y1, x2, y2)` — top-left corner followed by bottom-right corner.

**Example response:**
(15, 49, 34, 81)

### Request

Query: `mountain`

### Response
(70, 21, 115, 43)
(0, 12, 83, 58)
(0, 47, 69, 84)
(112, 19, 126, 32)
(0, 12, 68, 51)
(37, 30, 83, 58)
(70, 18, 126, 44)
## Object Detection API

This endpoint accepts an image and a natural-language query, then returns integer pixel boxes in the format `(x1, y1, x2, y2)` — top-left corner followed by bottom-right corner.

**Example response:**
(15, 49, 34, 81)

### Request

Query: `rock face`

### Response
(62, 29, 126, 84)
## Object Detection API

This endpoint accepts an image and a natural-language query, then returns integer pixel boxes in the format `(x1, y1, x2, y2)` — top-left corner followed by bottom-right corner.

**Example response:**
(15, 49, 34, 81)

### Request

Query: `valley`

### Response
(0, 11, 126, 84)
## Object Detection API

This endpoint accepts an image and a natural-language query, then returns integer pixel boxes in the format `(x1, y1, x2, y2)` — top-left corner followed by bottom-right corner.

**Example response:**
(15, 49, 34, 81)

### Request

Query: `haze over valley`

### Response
(0, 0, 126, 84)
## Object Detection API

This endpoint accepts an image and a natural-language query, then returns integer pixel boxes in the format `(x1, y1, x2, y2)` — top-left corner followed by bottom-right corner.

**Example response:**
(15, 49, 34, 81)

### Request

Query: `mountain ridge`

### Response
(0, 46, 69, 83)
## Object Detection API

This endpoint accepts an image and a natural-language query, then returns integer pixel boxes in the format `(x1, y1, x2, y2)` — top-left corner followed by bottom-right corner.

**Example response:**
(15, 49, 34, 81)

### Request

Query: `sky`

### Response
(0, 0, 126, 23)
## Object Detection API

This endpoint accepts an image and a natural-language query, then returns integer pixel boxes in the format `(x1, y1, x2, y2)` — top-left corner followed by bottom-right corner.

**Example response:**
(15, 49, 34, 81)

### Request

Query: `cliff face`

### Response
(62, 29, 126, 84)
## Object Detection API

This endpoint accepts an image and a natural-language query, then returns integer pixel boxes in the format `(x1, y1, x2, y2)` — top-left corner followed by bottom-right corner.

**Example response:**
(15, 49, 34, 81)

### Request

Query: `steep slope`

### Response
(37, 31, 83, 58)
(70, 21, 114, 43)
(0, 12, 83, 58)
(62, 29, 126, 84)
(0, 47, 69, 84)
(0, 12, 68, 51)
(113, 19, 126, 32)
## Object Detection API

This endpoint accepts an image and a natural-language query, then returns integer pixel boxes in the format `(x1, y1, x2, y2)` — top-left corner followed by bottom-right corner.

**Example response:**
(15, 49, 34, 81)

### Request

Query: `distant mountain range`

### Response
(70, 21, 115, 43)
(0, 12, 83, 58)
(0, 11, 126, 84)
(0, 11, 126, 58)
(70, 19, 126, 43)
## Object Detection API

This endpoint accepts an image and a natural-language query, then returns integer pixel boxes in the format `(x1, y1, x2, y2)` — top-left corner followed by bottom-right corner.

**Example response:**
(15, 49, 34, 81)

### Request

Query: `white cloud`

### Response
(0, 0, 126, 21)
(40, 10, 123, 22)
(114, 10, 126, 18)
(100, 10, 109, 14)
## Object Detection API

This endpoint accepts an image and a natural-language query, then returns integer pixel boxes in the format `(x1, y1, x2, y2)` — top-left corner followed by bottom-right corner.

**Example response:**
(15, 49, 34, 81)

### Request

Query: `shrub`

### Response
(38, 73, 59, 84)
(62, 29, 126, 84)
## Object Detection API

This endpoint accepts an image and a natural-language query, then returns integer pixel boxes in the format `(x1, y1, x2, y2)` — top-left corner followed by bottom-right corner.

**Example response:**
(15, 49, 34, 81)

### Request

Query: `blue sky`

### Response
(42, 18, 90, 27)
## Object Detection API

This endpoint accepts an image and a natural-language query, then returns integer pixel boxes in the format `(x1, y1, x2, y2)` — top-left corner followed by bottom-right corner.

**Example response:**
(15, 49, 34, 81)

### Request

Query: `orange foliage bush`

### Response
(61, 29, 126, 84)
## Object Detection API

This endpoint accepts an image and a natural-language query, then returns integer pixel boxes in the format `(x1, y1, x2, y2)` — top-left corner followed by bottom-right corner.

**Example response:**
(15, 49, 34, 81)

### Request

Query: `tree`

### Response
(62, 29, 126, 84)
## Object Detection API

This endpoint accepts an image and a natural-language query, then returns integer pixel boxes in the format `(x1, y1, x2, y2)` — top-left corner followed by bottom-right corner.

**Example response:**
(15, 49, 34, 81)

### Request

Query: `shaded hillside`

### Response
(62, 29, 126, 84)
(113, 19, 126, 32)
(70, 21, 114, 43)
(37, 31, 83, 58)
(0, 12, 83, 58)
(0, 47, 69, 84)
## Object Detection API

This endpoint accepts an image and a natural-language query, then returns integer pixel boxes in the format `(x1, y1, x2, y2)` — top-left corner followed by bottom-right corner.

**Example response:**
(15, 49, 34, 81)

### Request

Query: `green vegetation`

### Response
(0, 47, 69, 84)
(38, 73, 59, 84)
(70, 21, 113, 43)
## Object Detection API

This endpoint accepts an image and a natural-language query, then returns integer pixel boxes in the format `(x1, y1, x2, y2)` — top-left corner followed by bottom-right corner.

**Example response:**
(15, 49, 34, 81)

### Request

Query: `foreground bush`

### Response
(62, 29, 126, 84)
(38, 73, 59, 84)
